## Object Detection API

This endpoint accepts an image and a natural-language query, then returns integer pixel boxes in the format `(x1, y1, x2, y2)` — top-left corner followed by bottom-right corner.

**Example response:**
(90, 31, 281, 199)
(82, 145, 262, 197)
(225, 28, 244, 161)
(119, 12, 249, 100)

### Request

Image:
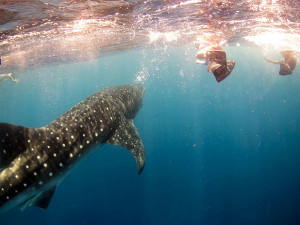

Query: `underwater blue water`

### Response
(0, 45, 300, 225)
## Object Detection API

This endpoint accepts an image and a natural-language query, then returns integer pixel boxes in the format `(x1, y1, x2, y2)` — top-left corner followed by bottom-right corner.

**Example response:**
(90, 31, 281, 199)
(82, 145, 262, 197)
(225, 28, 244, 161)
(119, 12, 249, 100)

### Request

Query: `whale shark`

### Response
(0, 84, 145, 213)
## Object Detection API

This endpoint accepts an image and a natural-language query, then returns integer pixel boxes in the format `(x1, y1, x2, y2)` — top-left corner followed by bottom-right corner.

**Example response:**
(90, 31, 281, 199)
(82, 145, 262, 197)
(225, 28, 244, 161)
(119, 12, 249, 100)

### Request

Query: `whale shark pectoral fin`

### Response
(20, 185, 57, 211)
(32, 186, 57, 209)
(106, 120, 145, 175)
(0, 123, 37, 170)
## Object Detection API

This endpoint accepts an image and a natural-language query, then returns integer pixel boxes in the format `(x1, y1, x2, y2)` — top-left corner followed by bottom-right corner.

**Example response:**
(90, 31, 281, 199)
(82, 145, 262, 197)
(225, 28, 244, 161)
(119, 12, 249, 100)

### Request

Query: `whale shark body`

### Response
(0, 84, 145, 213)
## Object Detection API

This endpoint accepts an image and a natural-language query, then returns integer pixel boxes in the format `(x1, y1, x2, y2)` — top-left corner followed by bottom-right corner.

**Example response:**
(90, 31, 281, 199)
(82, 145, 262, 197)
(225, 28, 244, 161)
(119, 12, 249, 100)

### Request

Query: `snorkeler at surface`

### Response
(0, 56, 19, 83)
(195, 42, 235, 82)
(264, 50, 299, 75)
(0, 73, 19, 83)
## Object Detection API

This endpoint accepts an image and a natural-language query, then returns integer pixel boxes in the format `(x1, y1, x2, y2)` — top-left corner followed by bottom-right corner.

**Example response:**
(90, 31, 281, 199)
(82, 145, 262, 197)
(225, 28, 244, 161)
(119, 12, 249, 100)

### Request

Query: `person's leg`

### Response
(8, 73, 19, 83)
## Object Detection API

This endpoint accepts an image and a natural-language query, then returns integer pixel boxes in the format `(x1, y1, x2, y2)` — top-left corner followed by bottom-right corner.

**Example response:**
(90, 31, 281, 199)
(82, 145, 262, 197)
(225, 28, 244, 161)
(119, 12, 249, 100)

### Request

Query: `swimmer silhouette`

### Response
(265, 50, 298, 75)
(0, 56, 19, 83)
(196, 43, 235, 82)
(0, 73, 19, 83)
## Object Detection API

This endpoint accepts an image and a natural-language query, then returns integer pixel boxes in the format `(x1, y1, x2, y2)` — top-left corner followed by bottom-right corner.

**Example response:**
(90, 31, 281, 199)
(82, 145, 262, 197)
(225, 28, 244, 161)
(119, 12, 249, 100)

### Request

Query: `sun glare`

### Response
(244, 31, 300, 54)
(148, 31, 180, 43)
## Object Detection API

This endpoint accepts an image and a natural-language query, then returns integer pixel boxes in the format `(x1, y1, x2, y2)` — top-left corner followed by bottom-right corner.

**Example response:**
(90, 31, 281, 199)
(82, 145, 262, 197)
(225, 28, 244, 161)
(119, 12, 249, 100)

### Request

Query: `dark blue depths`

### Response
(0, 46, 300, 225)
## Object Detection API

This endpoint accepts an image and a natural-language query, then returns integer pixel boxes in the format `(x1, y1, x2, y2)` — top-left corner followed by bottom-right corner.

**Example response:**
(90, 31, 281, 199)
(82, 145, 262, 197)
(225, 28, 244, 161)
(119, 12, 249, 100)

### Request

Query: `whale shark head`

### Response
(123, 84, 144, 119)
(104, 84, 145, 120)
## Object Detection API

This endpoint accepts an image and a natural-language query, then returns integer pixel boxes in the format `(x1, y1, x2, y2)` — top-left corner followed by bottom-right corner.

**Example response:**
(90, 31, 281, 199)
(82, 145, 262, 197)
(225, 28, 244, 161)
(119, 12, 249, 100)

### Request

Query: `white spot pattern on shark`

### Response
(0, 84, 145, 213)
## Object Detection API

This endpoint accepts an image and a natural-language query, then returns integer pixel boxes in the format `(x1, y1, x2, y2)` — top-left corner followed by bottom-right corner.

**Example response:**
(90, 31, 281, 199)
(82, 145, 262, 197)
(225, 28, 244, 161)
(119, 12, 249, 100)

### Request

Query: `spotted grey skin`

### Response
(0, 84, 145, 213)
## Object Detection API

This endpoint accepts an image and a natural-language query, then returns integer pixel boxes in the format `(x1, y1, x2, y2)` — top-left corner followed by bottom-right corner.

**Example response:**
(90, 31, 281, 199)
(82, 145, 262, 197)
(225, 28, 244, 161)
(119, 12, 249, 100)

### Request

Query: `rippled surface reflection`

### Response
(1, 0, 300, 71)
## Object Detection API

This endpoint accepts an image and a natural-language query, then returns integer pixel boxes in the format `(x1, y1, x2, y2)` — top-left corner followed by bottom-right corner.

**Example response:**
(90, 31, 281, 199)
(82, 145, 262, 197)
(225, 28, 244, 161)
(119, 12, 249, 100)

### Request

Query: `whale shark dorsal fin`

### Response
(105, 119, 145, 175)
(0, 123, 37, 170)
